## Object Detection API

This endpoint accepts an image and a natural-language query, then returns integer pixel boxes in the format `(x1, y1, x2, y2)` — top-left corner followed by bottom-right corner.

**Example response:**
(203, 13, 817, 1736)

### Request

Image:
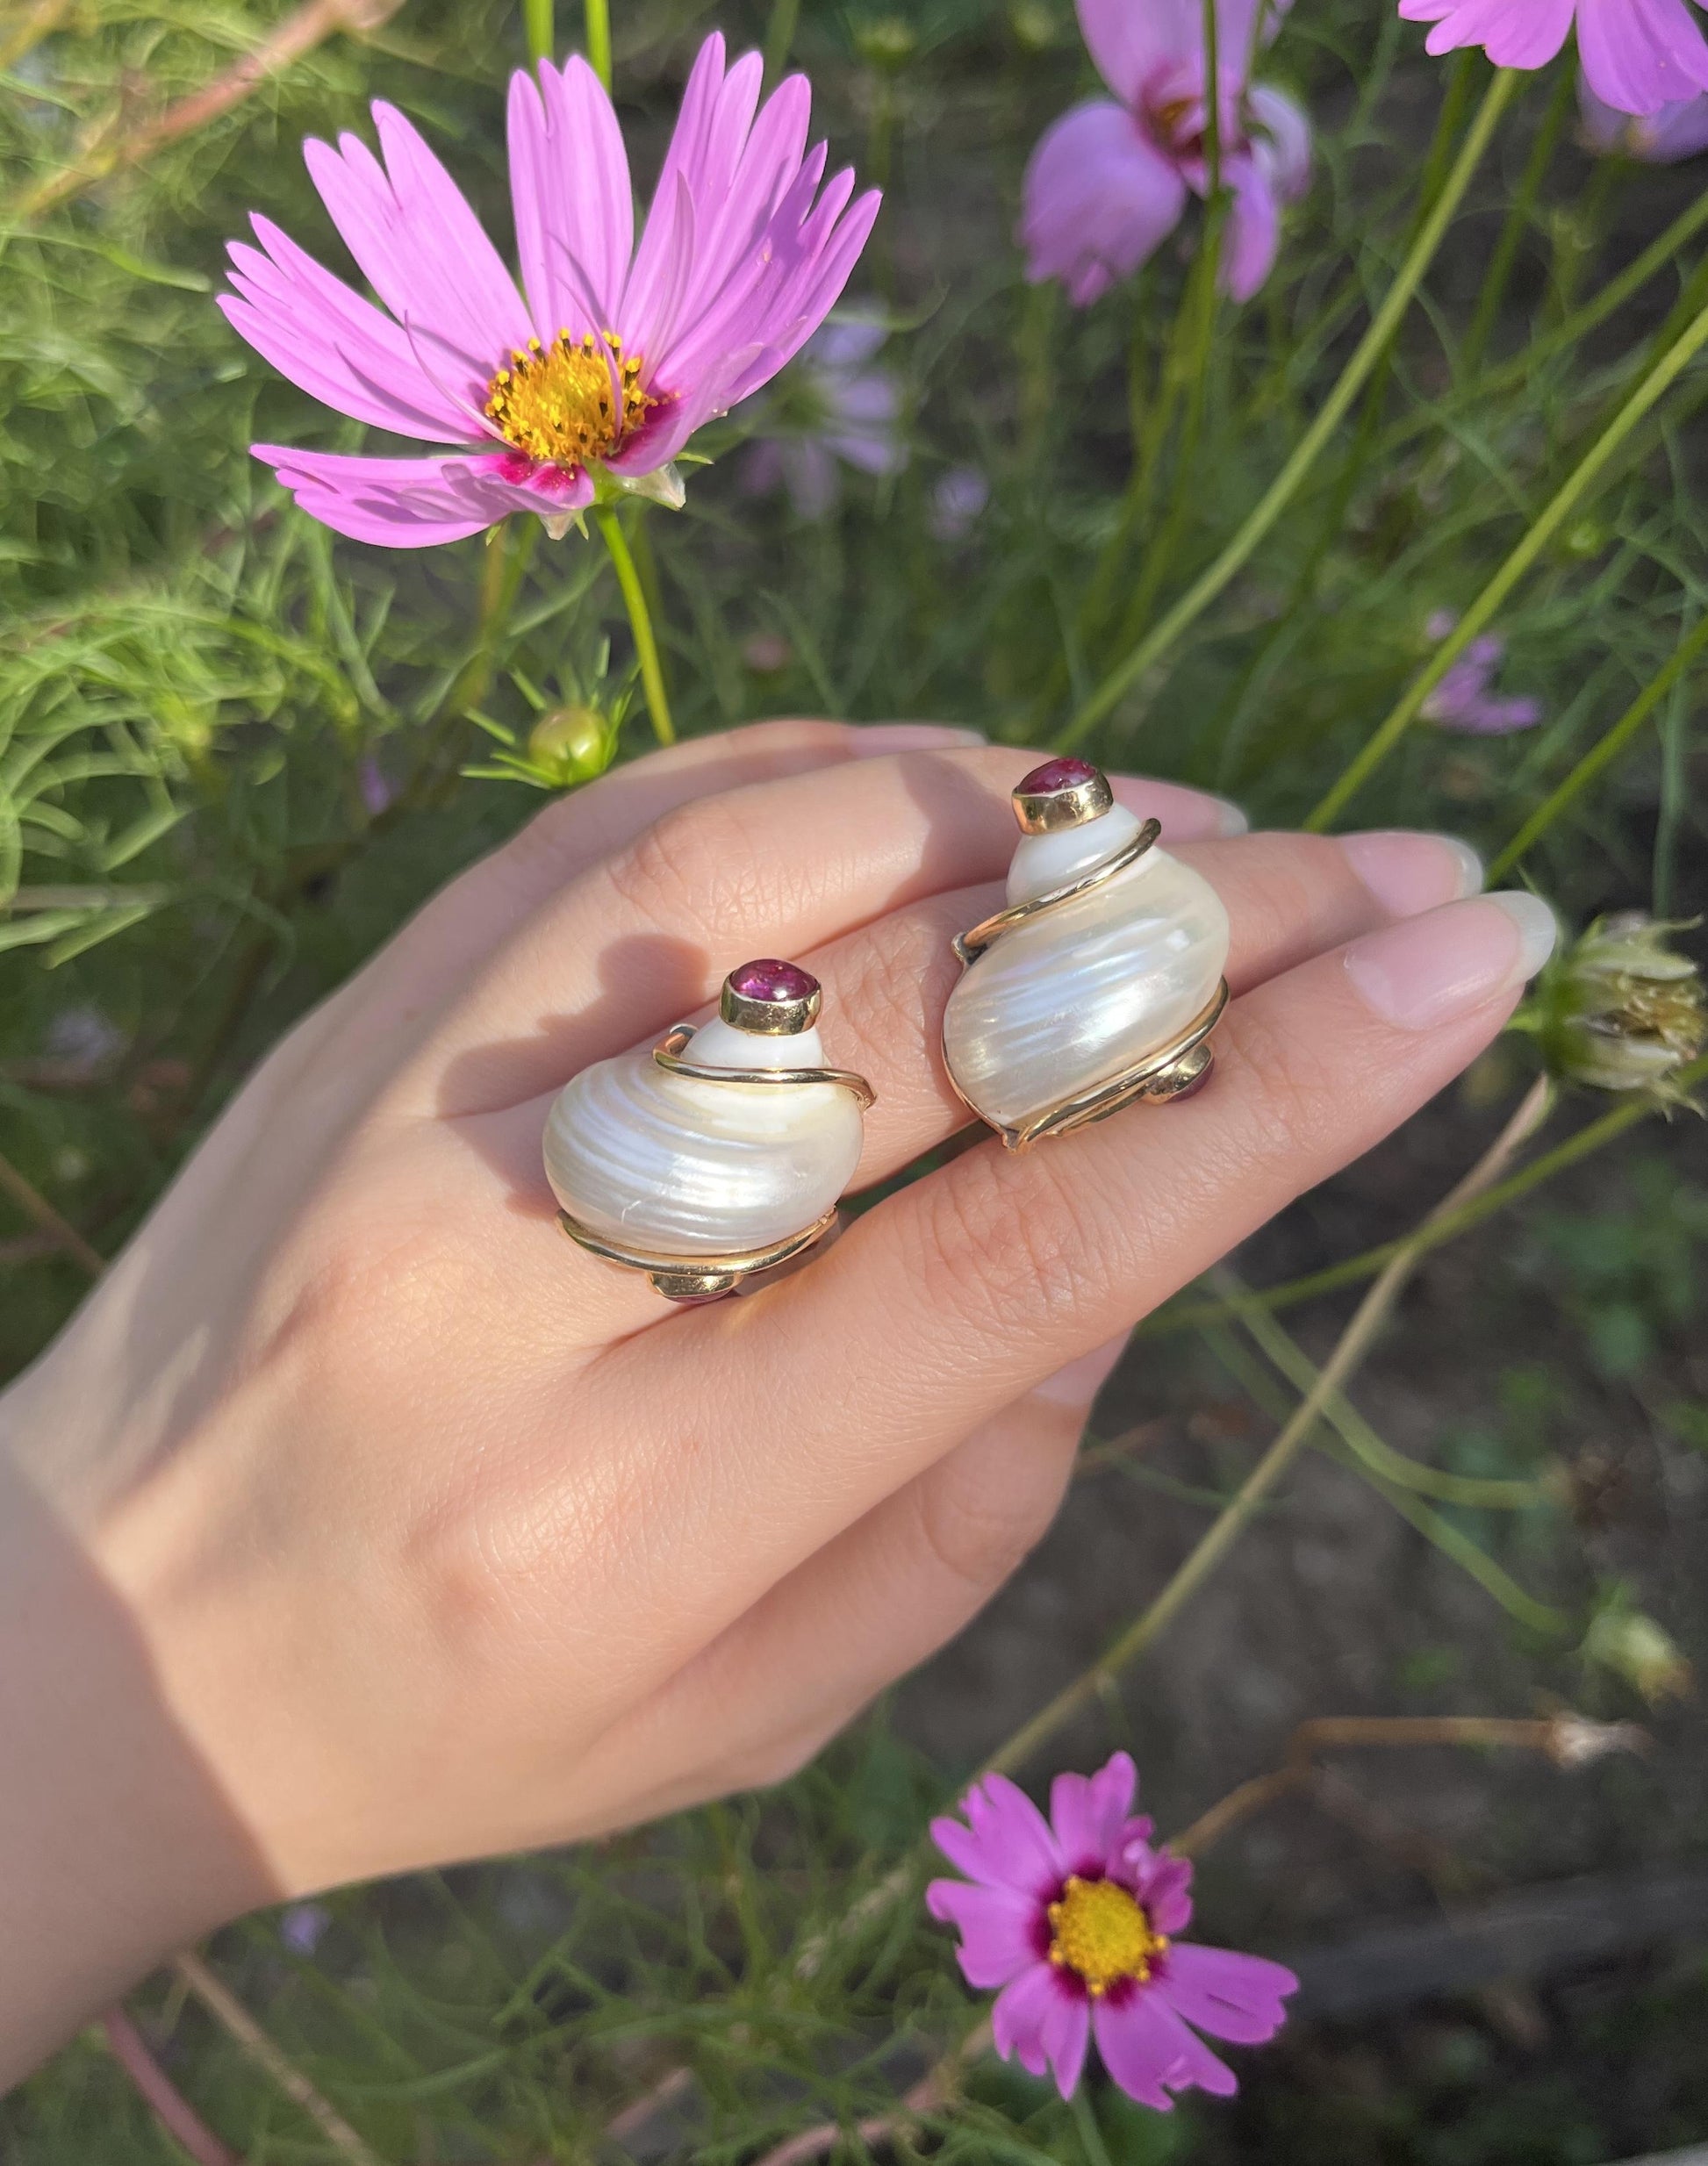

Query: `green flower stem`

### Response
(1145, 1051, 1708, 1340)
(1202, 1314, 1568, 1634)
(1214, 1257, 1554, 1511)
(984, 1065, 1547, 1778)
(522, 0, 553, 64)
(1461, 62, 1575, 377)
(1383, 184, 1708, 464)
(1488, 609, 1708, 882)
(762, 0, 800, 87)
(595, 505, 676, 746)
(1306, 285, 1708, 829)
(583, 0, 611, 90)
(1360, 1477, 1571, 1638)
(1060, 68, 1518, 749)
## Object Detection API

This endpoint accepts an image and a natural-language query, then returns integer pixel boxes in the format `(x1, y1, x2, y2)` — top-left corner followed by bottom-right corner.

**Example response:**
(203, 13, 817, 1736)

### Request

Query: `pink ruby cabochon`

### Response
(726, 958, 821, 1004)
(1016, 755, 1106, 795)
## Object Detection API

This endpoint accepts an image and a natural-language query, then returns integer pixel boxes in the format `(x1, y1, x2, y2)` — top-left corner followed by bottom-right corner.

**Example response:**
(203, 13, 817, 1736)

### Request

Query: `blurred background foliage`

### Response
(4, 0, 1708, 2153)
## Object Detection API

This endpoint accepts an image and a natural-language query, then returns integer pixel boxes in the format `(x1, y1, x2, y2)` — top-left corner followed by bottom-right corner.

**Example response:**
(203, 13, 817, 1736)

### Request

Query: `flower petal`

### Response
(1050, 1752, 1138, 1877)
(1094, 1987, 1238, 2104)
(623, 35, 762, 354)
(221, 217, 472, 441)
(924, 1879, 1044, 1988)
(1020, 100, 1188, 306)
(615, 159, 880, 471)
(1249, 82, 1314, 201)
(250, 444, 584, 547)
(508, 57, 633, 341)
(1090, 1990, 1180, 2109)
(1156, 1943, 1298, 2044)
(304, 104, 532, 384)
(1579, 0, 1708, 115)
(1221, 147, 1281, 302)
(1398, 0, 1576, 72)
(993, 1962, 1090, 2096)
(1127, 1845, 1195, 1935)
(929, 1773, 1066, 1898)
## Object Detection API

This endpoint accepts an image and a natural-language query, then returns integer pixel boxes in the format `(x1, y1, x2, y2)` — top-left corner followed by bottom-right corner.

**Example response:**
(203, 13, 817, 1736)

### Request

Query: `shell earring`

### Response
(942, 757, 1231, 1151)
(544, 960, 874, 1301)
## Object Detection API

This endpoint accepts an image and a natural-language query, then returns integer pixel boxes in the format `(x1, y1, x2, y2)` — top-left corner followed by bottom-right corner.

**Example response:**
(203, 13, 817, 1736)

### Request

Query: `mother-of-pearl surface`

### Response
(943, 812, 1229, 1133)
(543, 1020, 865, 1258)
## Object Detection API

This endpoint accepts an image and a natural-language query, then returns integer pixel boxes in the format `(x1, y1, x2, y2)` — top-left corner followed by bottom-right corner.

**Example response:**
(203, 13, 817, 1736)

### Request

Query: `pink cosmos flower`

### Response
(927, 1754, 1297, 2107)
(1580, 72, 1708, 157)
(1020, 0, 1311, 307)
(740, 313, 906, 518)
(1398, 0, 1708, 119)
(219, 36, 879, 547)
(1421, 610, 1542, 735)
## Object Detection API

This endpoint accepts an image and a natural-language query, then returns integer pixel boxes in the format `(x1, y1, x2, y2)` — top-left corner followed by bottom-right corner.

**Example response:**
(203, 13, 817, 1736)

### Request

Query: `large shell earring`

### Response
(942, 757, 1231, 1151)
(544, 960, 874, 1301)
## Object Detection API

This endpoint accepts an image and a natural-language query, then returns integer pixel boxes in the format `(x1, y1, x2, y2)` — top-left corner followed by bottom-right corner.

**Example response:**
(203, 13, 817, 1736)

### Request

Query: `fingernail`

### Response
(849, 722, 987, 756)
(1210, 796, 1249, 837)
(1035, 1331, 1130, 1409)
(1337, 830, 1484, 916)
(1345, 893, 1557, 1030)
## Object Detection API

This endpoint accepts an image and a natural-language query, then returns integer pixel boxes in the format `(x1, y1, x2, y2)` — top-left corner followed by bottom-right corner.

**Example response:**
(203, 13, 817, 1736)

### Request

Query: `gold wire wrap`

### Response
(557, 1203, 841, 1302)
(953, 818, 1163, 964)
(651, 1023, 877, 1109)
(556, 1024, 875, 1301)
(945, 818, 1230, 1152)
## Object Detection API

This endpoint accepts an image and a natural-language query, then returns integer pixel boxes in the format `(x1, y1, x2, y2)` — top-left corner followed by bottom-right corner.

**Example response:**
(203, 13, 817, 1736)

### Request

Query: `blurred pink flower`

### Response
(741, 313, 906, 518)
(1399, 0, 1708, 118)
(1422, 610, 1542, 735)
(358, 757, 393, 814)
(1020, 0, 1310, 306)
(279, 1901, 333, 1955)
(927, 1753, 1296, 2107)
(220, 36, 879, 547)
(929, 463, 990, 542)
(1580, 71, 1708, 155)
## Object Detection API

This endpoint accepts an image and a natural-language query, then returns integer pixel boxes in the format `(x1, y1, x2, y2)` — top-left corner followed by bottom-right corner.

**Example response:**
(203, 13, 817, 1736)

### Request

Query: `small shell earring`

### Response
(942, 757, 1230, 1151)
(544, 960, 874, 1301)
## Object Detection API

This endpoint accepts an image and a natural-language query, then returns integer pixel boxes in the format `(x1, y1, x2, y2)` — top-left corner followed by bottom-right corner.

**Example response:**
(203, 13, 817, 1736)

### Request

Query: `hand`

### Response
(0, 720, 1548, 2079)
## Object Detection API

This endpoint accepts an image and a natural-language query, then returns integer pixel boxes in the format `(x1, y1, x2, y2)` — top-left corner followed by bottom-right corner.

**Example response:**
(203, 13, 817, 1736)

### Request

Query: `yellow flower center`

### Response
(484, 329, 654, 471)
(1046, 1876, 1166, 1997)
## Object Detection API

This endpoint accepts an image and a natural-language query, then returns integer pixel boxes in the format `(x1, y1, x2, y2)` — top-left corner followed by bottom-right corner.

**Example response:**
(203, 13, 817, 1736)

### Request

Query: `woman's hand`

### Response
(0, 720, 1548, 2079)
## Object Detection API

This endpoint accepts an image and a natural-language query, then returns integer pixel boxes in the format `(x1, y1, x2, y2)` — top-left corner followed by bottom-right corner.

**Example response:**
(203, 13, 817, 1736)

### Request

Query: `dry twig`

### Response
(11, 0, 405, 223)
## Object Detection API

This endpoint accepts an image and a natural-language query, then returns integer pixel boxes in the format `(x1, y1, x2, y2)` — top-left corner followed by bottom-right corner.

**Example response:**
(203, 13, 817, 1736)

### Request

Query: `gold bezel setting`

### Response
(1013, 766, 1116, 834)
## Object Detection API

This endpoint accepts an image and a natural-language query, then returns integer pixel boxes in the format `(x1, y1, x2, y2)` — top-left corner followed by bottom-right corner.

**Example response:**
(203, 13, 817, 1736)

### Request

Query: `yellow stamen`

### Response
(483, 327, 654, 471)
(1046, 1876, 1167, 1998)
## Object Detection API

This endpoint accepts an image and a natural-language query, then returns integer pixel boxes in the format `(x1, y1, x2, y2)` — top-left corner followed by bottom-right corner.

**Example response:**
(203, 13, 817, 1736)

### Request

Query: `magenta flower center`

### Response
(484, 328, 655, 472)
(1046, 1876, 1166, 1997)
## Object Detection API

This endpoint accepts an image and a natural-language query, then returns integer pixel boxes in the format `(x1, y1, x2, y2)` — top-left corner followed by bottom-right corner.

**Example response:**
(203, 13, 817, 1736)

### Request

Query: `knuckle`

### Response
(601, 796, 759, 935)
(1218, 1001, 1348, 1166)
(836, 909, 950, 1075)
(915, 1152, 1103, 1340)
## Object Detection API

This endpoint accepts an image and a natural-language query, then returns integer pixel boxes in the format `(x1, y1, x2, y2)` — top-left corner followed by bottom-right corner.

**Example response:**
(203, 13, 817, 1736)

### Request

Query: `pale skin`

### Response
(0, 720, 1551, 2086)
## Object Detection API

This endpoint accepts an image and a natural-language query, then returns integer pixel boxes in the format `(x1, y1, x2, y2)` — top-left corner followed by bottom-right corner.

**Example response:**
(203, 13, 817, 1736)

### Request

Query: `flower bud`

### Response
(854, 15, 917, 67)
(526, 705, 616, 789)
(1524, 912, 1704, 1105)
(1582, 1594, 1693, 1704)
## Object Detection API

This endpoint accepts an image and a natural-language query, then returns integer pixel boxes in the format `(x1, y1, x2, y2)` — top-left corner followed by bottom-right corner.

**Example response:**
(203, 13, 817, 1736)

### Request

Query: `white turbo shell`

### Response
(543, 1019, 865, 1259)
(942, 804, 1230, 1134)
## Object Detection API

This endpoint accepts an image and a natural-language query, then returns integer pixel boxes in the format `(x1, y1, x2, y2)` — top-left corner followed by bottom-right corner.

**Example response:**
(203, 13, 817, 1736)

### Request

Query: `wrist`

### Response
(0, 1437, 269, 2090)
